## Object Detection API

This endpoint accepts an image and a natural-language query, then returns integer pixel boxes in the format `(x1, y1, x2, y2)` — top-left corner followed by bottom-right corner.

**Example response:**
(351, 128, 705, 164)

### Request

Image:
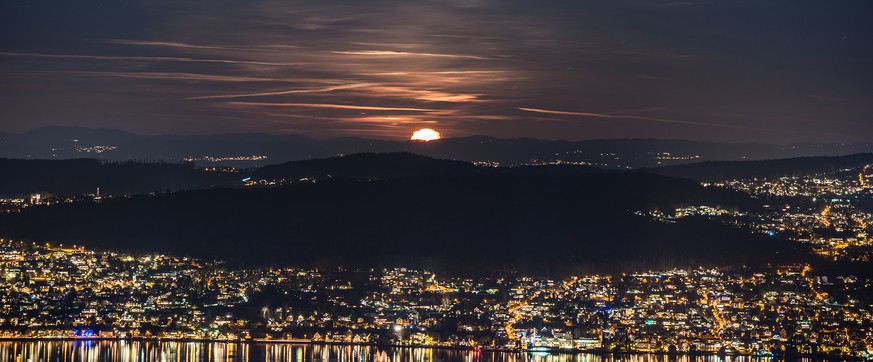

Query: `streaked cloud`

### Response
(0, 52, 308, 66)
(1, 0, 869, 141)
(50, 71, 286, 83)
(331, 50, 492, 60)
(187, 84, 375, 100)
(226, 102, 438, 112)
(517, 107, 785, 132)
(106, 39, 275, 52)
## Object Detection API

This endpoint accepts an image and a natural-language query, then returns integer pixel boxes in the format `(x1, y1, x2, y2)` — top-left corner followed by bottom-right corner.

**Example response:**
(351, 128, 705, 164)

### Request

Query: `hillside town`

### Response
(1, 238, 871, 359)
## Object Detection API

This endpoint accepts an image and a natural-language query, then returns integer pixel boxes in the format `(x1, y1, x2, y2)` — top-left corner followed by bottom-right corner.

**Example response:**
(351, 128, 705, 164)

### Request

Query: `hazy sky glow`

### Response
(1, 0, 872, 141)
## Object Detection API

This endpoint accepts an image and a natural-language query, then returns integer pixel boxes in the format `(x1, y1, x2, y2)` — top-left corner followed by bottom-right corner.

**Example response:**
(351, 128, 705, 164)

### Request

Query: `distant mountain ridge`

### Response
(4, 151, 871, 196)
(3, 126, 871, 168)
(0, 153, 607, 196)
(646, 153, 873, 182)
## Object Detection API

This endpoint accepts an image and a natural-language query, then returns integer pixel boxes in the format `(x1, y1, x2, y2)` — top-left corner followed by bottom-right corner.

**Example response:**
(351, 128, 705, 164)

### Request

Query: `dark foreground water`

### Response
(0, 341, 790, 362)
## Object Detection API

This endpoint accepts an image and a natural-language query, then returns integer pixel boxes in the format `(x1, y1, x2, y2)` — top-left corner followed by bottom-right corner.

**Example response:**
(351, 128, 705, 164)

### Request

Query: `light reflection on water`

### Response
(0, 341, 787, 362)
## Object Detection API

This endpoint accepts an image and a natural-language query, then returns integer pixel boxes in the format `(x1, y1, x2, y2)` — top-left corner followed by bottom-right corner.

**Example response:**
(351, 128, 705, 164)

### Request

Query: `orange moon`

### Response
(410, 128, 441, 141)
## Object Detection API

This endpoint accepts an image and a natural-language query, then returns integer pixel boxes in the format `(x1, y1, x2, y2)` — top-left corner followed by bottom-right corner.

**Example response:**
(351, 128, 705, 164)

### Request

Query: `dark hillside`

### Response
(0, 172, 795, 274)
(251, 152, 479, 180)
(0, 158, 240, 196)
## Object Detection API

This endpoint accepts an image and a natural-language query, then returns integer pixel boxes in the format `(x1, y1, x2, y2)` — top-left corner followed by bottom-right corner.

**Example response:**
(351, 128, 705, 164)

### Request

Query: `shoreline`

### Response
(0, 337, 867, 360)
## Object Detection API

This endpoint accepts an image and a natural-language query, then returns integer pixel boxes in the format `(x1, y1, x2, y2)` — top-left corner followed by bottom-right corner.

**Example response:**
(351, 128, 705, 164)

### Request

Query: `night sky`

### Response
(1, 0, 871, 142)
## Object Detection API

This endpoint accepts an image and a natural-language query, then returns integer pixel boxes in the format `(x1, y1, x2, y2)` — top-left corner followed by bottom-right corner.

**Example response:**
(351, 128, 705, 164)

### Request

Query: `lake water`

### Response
(0, 341, 785, 362)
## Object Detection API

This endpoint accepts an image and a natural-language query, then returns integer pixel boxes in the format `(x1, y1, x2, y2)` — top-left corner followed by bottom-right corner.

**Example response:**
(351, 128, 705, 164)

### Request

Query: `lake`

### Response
(0, 341, 785, 362)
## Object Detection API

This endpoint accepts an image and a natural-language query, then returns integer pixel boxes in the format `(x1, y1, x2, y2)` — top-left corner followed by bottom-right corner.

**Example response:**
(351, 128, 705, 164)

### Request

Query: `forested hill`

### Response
(0, 158, 242, 196)
(0, 172, 796, 274)
(251, 152, 479, 180)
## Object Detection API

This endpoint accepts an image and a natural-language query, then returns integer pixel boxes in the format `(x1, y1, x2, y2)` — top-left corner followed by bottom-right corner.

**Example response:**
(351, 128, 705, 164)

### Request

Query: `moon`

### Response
(410, 128, 441, 142)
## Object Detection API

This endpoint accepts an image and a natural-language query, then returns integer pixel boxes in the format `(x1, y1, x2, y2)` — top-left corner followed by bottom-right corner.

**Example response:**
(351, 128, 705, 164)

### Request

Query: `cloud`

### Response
(39, 71, 287, 82)
(2, 0, 869, 141)
(331, 50, 492, 60)
(106, 39, 275, 52)
(226, 102, 438, 112)
(187, 84, 375, 100)
(516, 107, 786, 132)
(0, 52, 307, 66)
